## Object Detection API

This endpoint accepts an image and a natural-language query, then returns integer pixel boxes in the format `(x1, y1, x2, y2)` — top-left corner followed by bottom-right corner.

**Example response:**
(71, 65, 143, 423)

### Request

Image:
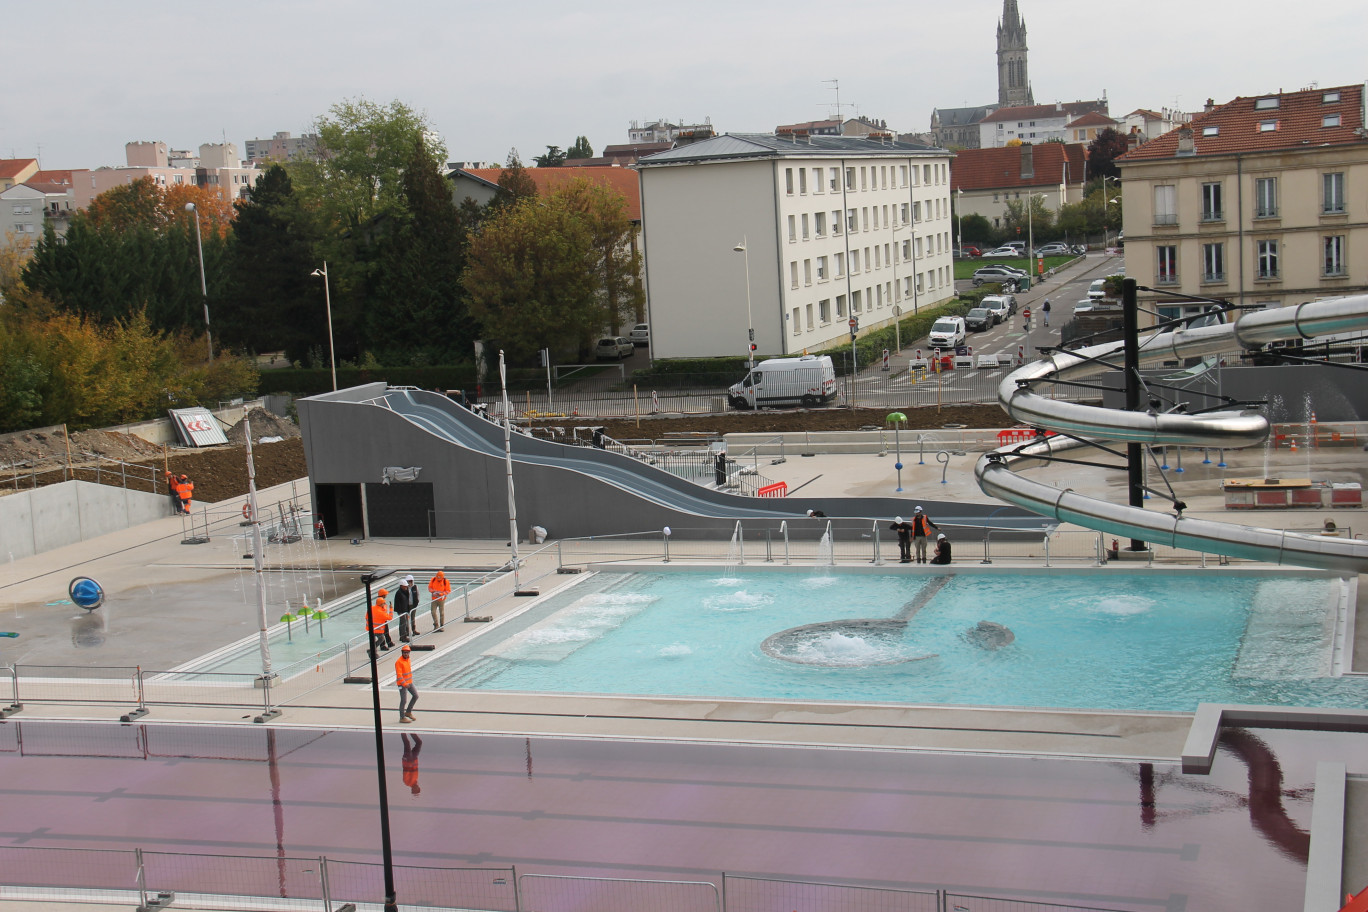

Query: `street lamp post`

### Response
(1027, 192, 1045, 282)
(185, 202, 212, 362)
(955, 188, 964, 254)
(733, 238, 755, 371)
(1101, 176, 1119, 251)
(310, 263, 338, 391)
(891, 222, 903, 353)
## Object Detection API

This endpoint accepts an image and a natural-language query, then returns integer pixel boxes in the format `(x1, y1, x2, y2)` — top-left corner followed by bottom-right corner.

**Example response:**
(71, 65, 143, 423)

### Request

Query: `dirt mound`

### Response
(0, 426, 167, 471)
(224, 407, 302, 444)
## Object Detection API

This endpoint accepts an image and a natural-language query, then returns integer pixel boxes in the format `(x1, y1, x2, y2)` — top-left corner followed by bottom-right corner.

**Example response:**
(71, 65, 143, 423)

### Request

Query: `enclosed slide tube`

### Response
(976, 294, 1368, 573)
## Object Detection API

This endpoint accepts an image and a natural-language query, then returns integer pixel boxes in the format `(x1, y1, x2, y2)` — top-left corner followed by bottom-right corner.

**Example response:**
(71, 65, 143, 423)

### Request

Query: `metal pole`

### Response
(735, 238, 755, 372)
(186, 203, 212, 362)
(313, 262, 338, 392)
(1123, 278, 1147, 552)
(245, 416, 273, 680)
(499, 351, 522, 590)
(361, 574, 398, 912)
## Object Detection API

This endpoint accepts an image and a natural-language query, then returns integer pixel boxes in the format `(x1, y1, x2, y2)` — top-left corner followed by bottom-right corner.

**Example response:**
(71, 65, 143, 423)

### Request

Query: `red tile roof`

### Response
(0, 158, 38, 180)
(981, 101, 1105, 124)
(1066, 111, 1117, 128)
(1120, 83, 1365, 161)
(463, 166, 642, 221)
(30, 169, 79, 186)
(950, 143, 1087, 192)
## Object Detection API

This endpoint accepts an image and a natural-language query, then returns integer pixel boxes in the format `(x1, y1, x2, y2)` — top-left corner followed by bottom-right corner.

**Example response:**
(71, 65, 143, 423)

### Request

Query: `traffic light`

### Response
(749, 343, 757, 352)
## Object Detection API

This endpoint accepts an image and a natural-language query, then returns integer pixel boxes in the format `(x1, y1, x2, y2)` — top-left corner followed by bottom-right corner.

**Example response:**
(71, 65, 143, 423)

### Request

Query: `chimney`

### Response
(1176, 127, 1195, 157)
(1204, 98, 1216, 113)
(1020, 143, 1034, 179)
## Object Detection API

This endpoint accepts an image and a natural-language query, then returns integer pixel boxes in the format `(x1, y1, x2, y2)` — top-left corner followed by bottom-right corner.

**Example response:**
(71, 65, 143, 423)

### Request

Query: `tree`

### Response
(1003, 196, 1054, 242)
(1086, 128, 1130, 180)
(958, 214, 994, 245)
(287, 97, 446, 232)
(368, 138, 477, 362)
(463, 194, 597, 362)
(491, 149, 538, 211)
(566, 136, 594, 160)
(552, 179, 645, 339)
(533, 145, 566, 168)
(220, 165, 323, 362)
(84, 177, 233, 237)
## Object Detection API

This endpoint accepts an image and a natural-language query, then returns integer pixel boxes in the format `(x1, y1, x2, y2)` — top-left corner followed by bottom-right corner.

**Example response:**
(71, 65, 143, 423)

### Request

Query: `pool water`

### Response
(417, 569, 1367, 712)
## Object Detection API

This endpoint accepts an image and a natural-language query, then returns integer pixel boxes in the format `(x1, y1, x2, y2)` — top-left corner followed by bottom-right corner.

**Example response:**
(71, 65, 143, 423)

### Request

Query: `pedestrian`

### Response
(592, 427, 607, 449)
(401, 733, 423, 794)
(889, 516, 915, 563)
(806, 509, 827, 518)
(911, 506, 940, 563)
(714, 450, 728, 487)
(930, 532, 953, 565)
(396, 644, 418, 723)
(164, 471, 192, 514)
(394, 575, 417, 641)
(427, 570, 450, 631)
(1042, 299, 1051, 327)
(368, 588, 394, 653)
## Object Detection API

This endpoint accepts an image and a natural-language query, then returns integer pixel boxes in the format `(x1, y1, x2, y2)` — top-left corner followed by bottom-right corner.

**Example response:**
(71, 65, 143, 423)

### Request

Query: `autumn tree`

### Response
(1085, 128, 1130, 180)
(552, 179, 645, 336)
(84, 177, 233, 237)
(463, 193, 597, 362)
(566, 136, 594, 160)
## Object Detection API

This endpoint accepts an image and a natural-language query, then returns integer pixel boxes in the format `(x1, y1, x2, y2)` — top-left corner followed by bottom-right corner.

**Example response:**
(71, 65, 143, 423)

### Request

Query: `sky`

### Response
(3, 0, 1365, 171)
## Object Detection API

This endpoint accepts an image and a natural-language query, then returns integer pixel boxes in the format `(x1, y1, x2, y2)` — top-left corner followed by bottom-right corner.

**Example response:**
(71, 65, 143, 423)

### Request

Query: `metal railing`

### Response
(6, 665, 275, 721)
(0, 845, 1135, 912)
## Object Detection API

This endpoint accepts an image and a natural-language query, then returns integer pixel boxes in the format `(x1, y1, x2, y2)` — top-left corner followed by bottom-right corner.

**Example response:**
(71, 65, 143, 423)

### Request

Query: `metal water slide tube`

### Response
(976, 295, 1368, 573)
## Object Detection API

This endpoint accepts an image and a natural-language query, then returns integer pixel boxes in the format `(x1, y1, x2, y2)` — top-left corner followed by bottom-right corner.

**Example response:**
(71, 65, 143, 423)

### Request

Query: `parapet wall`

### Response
(0, 480, 171, 561)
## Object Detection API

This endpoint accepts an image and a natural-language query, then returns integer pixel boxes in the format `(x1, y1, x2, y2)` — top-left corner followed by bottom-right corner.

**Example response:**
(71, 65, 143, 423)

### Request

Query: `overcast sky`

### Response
(4, 0, 1364, 170)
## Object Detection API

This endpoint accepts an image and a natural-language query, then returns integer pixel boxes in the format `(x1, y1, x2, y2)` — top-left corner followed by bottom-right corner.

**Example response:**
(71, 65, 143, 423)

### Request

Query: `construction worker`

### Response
(401, 733, 422, 793)
(368, 588, 394, 653)
(396, 644, 417, 723)
(427, 571, 451, 632)
(164, 471, 192, 514)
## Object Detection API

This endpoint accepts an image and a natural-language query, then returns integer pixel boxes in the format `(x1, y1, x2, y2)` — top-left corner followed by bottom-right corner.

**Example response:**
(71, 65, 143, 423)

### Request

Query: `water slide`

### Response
(975, 294, 1368, 573)
(377, 389, 1045, 530)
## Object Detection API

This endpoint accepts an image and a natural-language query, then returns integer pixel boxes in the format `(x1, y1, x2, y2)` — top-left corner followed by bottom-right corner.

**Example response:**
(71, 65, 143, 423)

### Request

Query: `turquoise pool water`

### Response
(417, 569, 1366, 712)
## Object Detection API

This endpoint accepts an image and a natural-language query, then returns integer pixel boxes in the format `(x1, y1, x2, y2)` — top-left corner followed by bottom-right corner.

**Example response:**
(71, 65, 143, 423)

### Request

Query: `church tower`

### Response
(996, 0, 1034, 107)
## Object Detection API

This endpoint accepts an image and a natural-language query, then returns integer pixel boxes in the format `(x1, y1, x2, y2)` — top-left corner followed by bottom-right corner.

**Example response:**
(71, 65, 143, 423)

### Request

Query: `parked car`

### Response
(981, 295, 1012, 324)
(595, 336, 634, 359)
(961, 244, 983, 257)
(1088, 278, 1109, 300)
(1003, 240, 1026, 252)
(964, 308, 994, 332)
(629, 323, 650, 346)
(927, 316, 967, 349)
(982, 246, 1020, 257)
(971, 265, 1028, 286)
(1035, 243, 1072, 256)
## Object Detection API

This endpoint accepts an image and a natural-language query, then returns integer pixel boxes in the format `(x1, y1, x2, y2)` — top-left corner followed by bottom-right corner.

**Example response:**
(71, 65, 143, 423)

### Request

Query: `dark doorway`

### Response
(365, 482, 436, 537)
(315, 483, 363, 539)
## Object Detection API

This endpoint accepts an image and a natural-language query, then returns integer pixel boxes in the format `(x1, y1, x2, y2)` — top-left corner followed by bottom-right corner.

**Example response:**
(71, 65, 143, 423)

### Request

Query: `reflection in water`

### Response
(402, 733, 423, 795)
(70, 614, 106, 648)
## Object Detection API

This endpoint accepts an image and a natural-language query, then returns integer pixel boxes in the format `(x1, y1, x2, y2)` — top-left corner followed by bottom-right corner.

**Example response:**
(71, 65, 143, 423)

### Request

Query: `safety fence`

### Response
(2, 665, 275, 721)
(0, 846, 1135, 912)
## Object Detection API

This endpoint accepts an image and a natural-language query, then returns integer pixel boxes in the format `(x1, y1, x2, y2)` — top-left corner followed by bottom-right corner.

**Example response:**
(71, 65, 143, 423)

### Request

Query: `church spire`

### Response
(996, 0, 1033, 107)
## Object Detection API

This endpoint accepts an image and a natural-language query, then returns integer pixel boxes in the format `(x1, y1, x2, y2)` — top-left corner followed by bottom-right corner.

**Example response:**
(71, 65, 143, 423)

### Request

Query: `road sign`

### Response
(848, 316, 857, 329)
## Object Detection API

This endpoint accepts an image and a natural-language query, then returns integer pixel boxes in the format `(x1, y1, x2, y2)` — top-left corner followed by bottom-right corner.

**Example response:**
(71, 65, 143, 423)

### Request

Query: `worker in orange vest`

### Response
(427, 571, 451, 631)
(164, 471, 192, 514)
(368, 588, 394, 653)
(401, 732, 422, 794)
(396, 644, 417, 723)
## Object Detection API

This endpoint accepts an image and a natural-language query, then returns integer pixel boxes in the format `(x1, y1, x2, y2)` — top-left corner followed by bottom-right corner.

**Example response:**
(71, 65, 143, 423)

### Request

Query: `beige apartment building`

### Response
(1118, 84, 1367, 323)
(636, 133, 954, 360)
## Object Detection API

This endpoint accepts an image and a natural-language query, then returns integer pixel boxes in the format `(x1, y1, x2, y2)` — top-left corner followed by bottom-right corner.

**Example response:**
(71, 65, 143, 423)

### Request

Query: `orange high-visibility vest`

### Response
(395, 655, 413, 687)
(368, 599, 391, 633)
(428, 573, 451, 598)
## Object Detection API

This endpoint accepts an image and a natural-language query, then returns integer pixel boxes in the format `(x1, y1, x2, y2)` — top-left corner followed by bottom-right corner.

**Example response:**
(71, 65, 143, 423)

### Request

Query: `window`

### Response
(835, 294, 846, 318)
(829, 168, 840, 191)
(874, 246, 881, 269)
(1201, 182, 1223, 221)
(815, 211, 826, 236)
(792, 307, 801, 333)
(900, 202, 909, 224)
(1257, 240, 1279, 278)
(861, 207, 869, 231)
(833, 210, 842, 234)
(1258, 120, 1278, 132)
(1323, 114, 1342, 128)
(1156, 245, 1178, 283)
(871, 206, 878, 230)
(790, 261, 799, 288)
(1202, 125, 1219, 136)
(798, 169, 807, 194)
(923, 164, 931, 184)
(852, 289, 862, 312)
(834, 252, 844, 276)
(1324, 236, 1347, 276)
(913, 201, 922, 222)
(902, 239, 911, 261)
(847, 209, 857, 232)
(1324, 91, 1341, 103)
(851, 249, 860, 272)
(1254, 177, 1277, 218)
(816, 256, 828, 280)
(899, 165, 908, 186)
(845, 168, 855, 190)
(1152, 185, 1176, 225)
(860, 167, 867, 191)
(785, 169, 794, 195)
(801, 213, 809, 240)
(803, 259, 812, 285)
(1254, 97, 1279, 110)
(1324, 173, 1346, 213)
(819, 299, 830, 323)
(805, 303, 813, 330)
(1202, 243, 1225, 282)
(788, 215, 796, 242)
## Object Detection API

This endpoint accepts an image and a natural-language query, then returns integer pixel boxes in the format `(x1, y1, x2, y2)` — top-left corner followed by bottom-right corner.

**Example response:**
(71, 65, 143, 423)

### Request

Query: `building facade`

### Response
(243, 131, 319, 165)
(978, 100, 1109, 149)
(951, 143, 1087, 232)
(1118, 83, 1368, 323)
(0, 158, 39, 192)
(637, 134, 954, 360)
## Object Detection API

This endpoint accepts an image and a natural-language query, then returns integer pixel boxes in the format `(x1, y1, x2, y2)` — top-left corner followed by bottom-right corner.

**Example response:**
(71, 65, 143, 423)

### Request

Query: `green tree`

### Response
(533, 145, 566, 167)
(287, 97, 446, 232)
(553, 179, 645, 340)
(221, 165, 323, 362)
(1003, 196, 1054, 243)
(368, 138, 477, 362)
(958, 213, 994, 245)
(566, 136, 594, 160)
(491, 149, 538, 211)
(463, 193, 597, 362)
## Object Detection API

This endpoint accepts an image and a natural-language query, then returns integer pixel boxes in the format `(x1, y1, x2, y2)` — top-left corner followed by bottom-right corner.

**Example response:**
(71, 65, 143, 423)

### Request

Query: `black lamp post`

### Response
(361, 572, 398, 912)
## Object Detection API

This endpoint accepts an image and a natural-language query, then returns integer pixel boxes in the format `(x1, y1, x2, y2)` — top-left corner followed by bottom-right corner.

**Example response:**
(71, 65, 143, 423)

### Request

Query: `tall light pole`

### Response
(1027, 192, 1044, 282)
(310, 263, 338, 391)
(185, 202, 212, 362)
(359, 572, 398, 912)
(891, 221, 904, 352)
(955, 188, 964, 254)
(1101, 175, 1119, 251)
(732, 238, 755, 371)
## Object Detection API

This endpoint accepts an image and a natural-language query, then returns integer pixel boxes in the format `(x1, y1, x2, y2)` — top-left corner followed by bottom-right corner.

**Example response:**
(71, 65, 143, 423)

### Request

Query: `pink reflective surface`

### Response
(1, 720, 1362, 910)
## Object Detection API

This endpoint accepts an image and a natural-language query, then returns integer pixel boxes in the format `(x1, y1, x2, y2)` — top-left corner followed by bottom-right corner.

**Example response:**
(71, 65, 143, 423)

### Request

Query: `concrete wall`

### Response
(0, 481, 171, 560)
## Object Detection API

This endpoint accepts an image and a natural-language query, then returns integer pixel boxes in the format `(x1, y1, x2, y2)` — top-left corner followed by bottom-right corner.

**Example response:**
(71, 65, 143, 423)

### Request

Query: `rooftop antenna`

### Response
(822, 78, 843, 120)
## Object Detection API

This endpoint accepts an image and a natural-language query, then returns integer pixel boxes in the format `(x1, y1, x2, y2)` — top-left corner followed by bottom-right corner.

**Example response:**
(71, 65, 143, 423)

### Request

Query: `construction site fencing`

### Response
(0, 846, 1135, 912)
(7, 664, 272, 720)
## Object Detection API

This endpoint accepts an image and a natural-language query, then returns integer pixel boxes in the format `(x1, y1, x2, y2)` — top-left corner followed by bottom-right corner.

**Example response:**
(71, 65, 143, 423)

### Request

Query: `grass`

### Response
(953, 255, 1075, 280)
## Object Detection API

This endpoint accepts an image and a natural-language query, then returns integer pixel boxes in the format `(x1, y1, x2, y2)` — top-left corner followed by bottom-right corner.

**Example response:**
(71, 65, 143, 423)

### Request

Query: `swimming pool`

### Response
(416, 568, 1366, 712)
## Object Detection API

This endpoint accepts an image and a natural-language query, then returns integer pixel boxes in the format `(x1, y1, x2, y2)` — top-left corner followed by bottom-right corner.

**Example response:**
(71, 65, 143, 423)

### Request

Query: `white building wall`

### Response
(641, 151, 956, 360)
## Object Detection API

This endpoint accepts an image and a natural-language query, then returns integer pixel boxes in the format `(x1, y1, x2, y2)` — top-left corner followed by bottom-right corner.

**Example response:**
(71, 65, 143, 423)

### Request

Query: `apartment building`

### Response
(636, 133, 954, 360)
(951, 142, 1086, 232)
(1118, 83, 1368, 322)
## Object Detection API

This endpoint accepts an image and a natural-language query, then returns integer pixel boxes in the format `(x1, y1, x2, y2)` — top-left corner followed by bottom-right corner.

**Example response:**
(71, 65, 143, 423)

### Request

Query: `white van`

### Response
(928, 316, 966, 349)
(728, 355, 837, 409)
